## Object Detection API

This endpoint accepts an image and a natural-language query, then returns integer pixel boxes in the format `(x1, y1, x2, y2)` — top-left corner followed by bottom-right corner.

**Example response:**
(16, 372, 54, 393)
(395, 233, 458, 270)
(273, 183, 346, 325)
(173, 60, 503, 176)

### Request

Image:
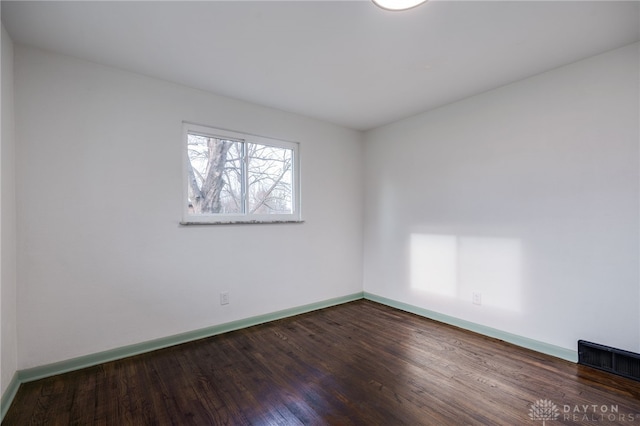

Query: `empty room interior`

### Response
(1, 0, 640, 424)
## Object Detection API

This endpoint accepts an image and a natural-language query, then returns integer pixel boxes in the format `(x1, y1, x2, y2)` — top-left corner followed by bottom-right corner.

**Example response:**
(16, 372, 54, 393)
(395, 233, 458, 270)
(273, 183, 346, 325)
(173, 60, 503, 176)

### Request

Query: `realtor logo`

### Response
(529, 399, 560, 425)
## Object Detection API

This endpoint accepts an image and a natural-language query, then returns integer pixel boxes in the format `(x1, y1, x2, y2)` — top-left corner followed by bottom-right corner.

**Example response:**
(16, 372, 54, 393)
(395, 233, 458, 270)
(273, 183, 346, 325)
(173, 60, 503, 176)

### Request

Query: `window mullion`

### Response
(243, 142, 249, 215)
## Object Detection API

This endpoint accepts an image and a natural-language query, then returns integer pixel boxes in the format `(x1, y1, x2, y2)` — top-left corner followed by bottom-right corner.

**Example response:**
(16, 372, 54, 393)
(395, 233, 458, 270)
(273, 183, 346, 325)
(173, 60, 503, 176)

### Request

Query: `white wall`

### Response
(1, 24, 18, 395)
(363, 43, 640, 353)
(14, 46, 364, 369)
(8, 35, 639, 376)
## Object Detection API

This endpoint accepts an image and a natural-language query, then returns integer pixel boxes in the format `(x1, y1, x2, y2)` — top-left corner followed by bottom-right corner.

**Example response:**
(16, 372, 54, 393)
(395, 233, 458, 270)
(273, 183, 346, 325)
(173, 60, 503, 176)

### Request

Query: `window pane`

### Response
(247, 144, 293, 214)
(187, 133, 243, 214)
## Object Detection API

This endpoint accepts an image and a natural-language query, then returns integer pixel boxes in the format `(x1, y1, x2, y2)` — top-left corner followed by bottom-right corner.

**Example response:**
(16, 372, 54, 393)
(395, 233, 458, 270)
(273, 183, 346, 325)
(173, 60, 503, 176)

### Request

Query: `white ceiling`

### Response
(2, 1, 639, 131)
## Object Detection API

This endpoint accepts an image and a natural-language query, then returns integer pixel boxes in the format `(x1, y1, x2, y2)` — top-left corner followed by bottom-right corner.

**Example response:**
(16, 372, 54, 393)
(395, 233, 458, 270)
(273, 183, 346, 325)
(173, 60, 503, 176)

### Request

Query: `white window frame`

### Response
(182, 122, 302, 225)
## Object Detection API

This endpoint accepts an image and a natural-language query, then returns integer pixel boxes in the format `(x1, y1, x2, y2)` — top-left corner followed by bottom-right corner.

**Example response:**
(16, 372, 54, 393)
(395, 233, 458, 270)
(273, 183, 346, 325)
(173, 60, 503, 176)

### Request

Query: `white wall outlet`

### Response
(220, 291, 229, 305)
(472, 292, 482, 306)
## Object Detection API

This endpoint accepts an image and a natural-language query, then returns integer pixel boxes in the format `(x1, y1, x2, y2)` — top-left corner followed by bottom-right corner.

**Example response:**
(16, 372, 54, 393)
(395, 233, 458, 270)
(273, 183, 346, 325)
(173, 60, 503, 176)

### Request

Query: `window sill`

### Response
(180, 220, 305, 226)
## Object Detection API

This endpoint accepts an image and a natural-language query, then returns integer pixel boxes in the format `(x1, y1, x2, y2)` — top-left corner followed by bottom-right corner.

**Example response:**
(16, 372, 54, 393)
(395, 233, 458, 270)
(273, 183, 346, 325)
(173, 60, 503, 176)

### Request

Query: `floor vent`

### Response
(578, 340, 640, 382)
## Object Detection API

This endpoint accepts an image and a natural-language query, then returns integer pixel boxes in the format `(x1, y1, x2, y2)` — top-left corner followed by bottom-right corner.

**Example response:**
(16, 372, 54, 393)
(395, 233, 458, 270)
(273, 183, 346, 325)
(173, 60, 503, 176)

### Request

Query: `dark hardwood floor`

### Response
(3, 300, 640, 425)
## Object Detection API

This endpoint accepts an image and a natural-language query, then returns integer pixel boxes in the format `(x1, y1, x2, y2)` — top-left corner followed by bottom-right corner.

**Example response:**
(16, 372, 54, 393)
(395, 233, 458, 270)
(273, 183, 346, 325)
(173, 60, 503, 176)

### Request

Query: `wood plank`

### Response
(3, 300, 640, 425)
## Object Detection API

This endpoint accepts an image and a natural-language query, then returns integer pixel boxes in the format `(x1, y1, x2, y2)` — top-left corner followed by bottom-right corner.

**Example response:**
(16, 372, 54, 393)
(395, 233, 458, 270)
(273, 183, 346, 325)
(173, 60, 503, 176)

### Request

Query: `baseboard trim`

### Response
(2, 290, 578, 422)
(0, 292, 363, 422)
(18, 292, 364, 385)
(1, 372, 20, 421)
(363, 292, 578, 363)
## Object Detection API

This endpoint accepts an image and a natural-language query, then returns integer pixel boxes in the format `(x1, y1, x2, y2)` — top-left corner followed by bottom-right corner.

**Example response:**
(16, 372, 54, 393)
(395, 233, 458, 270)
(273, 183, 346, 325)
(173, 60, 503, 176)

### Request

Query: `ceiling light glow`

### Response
(372, 0, 428, 11)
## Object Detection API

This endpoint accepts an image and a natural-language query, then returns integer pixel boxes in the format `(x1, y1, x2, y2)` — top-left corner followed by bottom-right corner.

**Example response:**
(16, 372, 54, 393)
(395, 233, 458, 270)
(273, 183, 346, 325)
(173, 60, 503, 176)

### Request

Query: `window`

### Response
(182, 123, 301, 224)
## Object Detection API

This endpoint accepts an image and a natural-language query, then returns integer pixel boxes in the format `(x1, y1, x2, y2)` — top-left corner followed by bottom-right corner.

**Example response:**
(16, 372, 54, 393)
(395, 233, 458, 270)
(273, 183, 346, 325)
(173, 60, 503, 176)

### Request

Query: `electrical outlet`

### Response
(220, 291, 229, 305)
(472, 292, 482, 306)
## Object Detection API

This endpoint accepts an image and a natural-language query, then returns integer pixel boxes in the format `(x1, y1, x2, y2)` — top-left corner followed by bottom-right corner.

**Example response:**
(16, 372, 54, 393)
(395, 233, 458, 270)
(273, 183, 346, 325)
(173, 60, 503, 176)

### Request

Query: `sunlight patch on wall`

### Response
(409, 235, 458, 298)
(410, 234, 523, 312)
